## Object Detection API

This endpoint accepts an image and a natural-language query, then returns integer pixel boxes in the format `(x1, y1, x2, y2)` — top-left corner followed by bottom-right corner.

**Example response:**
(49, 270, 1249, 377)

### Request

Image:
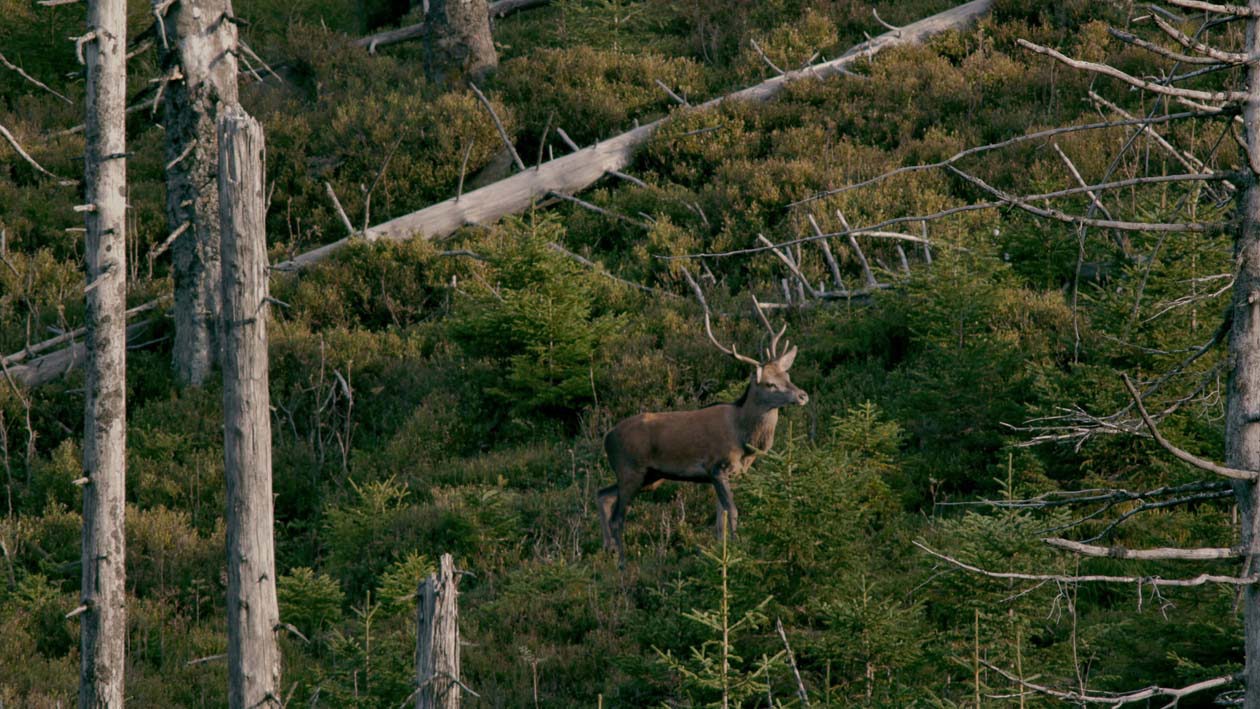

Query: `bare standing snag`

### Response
(599, 271, 809, 564)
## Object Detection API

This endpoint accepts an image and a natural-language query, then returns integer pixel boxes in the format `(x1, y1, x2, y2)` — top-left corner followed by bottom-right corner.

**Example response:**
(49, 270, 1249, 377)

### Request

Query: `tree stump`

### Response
(416, 553, 461, 709)
(423, 0, 497, 86)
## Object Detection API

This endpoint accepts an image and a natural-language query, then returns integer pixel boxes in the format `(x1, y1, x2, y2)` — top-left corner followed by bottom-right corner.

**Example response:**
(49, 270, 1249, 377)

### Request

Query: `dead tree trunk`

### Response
(78, 0, 128, 705)
(1228, 4, 1260, 706)
(154, 0, 240, 387)
(416, 553, 461, 709)
(218, 105, 282, 709)
(423, 0, 497, 86)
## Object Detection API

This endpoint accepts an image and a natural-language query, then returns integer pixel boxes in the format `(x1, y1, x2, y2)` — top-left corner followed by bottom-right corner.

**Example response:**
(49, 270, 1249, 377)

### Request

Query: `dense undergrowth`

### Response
(0, 0, 1248, 705)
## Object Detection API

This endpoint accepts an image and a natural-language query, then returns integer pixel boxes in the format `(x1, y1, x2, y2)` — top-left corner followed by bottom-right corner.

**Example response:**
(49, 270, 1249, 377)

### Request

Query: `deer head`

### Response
(684, 267, 809, 411)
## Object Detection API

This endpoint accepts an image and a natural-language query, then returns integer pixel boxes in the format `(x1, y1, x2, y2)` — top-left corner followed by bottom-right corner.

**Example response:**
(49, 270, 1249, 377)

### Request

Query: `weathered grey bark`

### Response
(278, 0, 994, 271)
(79, 0, 128, 705)
(422, 0, 497, 86)
(155, 0, 240, 387)
(1228, 5, 1260, 707)
(353, 0, 548, 52)
(416, 553, 460, 709)
(218, 105, 281, 709)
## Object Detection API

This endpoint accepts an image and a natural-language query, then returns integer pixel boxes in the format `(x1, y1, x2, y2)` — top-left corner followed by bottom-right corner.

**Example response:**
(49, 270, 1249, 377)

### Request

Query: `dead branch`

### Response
(324, 182, 357, 237)
(1165, 0, 1256, 16)
(1088, 91, 1229, 194)
(937, 480, 1230, 510)
(655, 79, 689, 106)
(1121, 373, 1256, 480)
(1017, 39, 1247, 102)
(835, 210, 878, 287)
(0, 123, 66, 181)
(915, 541, 1260, 587)
(1148, 15, 1248, 64)
(775, 619, 810, 707)
(983, 659, 1238, 707)
(750, 39, 785, 75)
(1108, 26, 1224, 65)
(947, 165, 1216, 232)
(1043, 537, 1242, 560)
(547, 191, 649, 228)
(468, 82, 525, 172)
(791, 109, 1229, 206)
(680, 267, 762, 366)
(0, 51, 71, 103)
(545, 242, 671, 297)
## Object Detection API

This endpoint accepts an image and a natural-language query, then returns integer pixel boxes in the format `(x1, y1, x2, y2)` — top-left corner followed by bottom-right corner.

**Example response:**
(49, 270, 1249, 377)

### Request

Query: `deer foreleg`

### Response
(596, 484, 619, 551)
(712, 469, 738, 540)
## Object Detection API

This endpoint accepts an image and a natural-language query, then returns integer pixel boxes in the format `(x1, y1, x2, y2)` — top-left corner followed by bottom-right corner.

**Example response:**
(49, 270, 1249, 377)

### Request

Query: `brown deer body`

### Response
(598, 273, 808, 563)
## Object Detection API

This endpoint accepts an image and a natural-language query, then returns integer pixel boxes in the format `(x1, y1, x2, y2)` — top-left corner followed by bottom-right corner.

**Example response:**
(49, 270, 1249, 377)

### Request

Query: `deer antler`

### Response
(681, 267, 762, 367)
(750, 294, 788, 360)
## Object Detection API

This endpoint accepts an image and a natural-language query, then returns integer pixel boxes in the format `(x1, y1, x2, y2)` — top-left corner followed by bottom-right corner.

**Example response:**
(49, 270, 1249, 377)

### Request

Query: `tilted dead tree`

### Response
(153, 0, 241, 387)
(76, 0, 129, 704)
(218, 104, 282, 708)
(423, 0, 497, 86)
(3, 0, 996, 387)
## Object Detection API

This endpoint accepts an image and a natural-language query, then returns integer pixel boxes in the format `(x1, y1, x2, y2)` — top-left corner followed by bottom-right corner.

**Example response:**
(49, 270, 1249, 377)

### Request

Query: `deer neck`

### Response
(735, 401, 779, 455)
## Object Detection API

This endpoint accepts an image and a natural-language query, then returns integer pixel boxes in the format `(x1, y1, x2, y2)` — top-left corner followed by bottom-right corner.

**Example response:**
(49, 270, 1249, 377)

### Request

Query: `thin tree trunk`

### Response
(79, 0, 128, 704)
(1230, 7, 1260, 708)
(219, 105, 281, 709)
(423, 0, 497, 85)
(416, 553, 460, 709)
(155, 0, 240, 387)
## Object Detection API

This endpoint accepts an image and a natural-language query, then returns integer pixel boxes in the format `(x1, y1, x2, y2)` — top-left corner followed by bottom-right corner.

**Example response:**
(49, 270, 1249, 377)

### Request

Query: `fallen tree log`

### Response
(353, 0, 550, 53)
(6, 319, 155, 389)
(8, 0, 993, 388)
(286, 0, 994, 271)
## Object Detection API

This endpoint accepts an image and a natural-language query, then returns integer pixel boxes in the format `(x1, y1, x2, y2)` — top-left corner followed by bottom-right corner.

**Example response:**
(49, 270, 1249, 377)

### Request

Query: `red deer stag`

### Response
(598, 269, 809, 563)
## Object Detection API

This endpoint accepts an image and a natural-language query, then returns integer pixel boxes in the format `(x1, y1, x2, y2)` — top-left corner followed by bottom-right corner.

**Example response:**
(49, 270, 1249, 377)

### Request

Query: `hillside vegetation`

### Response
(0, 0, 1246, 705)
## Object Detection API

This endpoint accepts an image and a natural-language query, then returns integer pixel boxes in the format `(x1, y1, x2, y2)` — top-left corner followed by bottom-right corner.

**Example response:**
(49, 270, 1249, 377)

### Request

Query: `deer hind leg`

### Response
(596, 484, 619, 552)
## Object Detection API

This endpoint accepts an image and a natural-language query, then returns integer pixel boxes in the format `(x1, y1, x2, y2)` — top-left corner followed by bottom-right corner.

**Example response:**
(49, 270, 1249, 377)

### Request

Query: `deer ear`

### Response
(776, 346, 798, 371)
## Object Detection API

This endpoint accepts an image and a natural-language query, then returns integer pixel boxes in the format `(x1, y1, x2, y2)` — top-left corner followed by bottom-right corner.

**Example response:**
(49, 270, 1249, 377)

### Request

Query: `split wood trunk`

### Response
(278, 0, 994, 271)
(155, 0, 240, 387)
(219, 106, 282, 709)
(1229, 5, 1260, 707)
(423, 0, 497, 85)
(416, 553, 460, 709)
(79, 0, 128, 705)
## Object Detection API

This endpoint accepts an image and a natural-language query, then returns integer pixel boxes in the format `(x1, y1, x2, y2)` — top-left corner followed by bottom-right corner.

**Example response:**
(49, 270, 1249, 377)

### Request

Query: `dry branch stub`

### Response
(416, 553, 462, 709)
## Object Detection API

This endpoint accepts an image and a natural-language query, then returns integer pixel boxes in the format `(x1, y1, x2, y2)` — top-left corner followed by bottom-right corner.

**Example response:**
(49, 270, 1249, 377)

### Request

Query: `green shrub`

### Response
(449, 216, 622, 419)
